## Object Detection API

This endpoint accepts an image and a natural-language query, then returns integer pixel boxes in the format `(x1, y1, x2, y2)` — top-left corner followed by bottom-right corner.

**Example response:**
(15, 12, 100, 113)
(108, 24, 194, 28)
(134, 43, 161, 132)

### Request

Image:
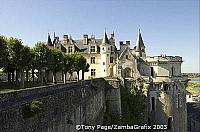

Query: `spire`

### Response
(135, 29, 145, 51)
(47, 33, 53, 46)
(102, 31, 109, 44)
(53, 32, 56, 38)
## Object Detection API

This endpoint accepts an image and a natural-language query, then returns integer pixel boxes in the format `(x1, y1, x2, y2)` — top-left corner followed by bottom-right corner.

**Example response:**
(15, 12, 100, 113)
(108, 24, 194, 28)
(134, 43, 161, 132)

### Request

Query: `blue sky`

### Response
(0, 0, 199, 73)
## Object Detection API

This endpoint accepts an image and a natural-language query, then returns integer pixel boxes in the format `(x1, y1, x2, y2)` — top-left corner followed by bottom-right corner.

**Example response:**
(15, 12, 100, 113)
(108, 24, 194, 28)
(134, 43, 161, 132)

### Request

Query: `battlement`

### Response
(146, 55, 182, 62)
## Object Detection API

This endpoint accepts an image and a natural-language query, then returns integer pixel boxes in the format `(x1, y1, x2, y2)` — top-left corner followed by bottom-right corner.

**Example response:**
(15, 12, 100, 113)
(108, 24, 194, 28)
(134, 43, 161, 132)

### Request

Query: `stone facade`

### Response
(0, 79, 112, 132)
(47, 30, 188, 132)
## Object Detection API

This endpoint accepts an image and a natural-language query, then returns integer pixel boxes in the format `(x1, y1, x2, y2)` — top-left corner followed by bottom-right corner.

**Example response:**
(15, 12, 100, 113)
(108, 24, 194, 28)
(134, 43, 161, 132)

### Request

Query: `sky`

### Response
(0, 0, 199, 73)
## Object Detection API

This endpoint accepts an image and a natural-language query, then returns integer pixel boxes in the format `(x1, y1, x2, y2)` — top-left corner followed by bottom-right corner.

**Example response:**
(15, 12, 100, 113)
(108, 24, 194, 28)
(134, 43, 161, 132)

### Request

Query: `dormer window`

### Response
(126, 55, 128, 59)
(68, 46, 73, 53)
(111, 46, 113, 51)
(90, 46, 95, 52)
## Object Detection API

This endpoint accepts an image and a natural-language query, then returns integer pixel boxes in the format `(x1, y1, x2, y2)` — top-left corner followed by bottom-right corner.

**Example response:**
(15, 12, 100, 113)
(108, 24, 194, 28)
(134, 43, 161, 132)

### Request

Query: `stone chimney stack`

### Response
(63, 35, 68, 45)
(83, 34, 88, 45)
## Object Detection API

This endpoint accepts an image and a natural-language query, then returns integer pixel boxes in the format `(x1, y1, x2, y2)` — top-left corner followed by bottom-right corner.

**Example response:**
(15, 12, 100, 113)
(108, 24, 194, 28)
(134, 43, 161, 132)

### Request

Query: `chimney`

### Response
(83, 34, 88, 45)
(126, 41, 130, 47)
(63, 35, 68, 45)
(111, 32, 114, 38)
(120, 41, 126, 51)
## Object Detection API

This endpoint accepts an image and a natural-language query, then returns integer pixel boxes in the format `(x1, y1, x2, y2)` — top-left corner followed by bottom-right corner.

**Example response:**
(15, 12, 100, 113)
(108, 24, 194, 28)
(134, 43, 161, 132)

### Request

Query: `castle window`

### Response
(102, 47, 104, 51)
(90, 46, 95, 52)
(177, 93, 182, 108)
(110, 57, 113, 63)
(167, 117, 173, 129)
(68, 47, 72, 53)
(150, 67, 154, 77)
(91, 69, 96, 76)
(171, 67, 174, 76)
(91, 57, 95, 64)
(151, 97, 155, 111)
(126, 55, 128, 59)
(108, 48, 110, 50)
(103, 62, 105, 65)
(111, 46, 113, 51)
(164, 84, 168, 91)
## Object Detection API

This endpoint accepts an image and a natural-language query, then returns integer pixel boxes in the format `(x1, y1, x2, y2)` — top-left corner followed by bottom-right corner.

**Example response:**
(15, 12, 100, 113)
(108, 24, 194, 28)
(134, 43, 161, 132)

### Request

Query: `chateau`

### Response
(47, 30, 188, 132)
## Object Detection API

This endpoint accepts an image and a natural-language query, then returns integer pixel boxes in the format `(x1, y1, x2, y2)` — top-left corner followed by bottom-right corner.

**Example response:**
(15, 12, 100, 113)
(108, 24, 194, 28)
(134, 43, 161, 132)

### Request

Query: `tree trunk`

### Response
(77, 71, 79, 81)
(63, 73, 66, 83)
(82, 71, 84, 80)
(40, 69, 44, 86)
(16, 69, 20, 83)
(20, 69, 25, 88)
(7, 72, 11, 82)
(53, 72, 57, 84)
(32, 69, 34, 82)
(26, 70, 29, 82)
(12, 70, 15, 82)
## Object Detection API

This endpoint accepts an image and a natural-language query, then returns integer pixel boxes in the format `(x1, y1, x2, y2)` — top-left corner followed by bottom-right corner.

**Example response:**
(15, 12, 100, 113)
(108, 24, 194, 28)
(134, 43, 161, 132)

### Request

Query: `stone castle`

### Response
(47, 30, 188, 132)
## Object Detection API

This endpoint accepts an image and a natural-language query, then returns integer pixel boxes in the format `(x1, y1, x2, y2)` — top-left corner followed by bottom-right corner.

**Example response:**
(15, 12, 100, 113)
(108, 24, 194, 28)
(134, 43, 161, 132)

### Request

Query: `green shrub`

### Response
(22, 100, 43, 118)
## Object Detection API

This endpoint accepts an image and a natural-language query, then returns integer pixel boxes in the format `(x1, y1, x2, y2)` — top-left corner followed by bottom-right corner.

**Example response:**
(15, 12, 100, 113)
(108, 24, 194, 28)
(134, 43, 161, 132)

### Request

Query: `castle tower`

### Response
(47, 33, 53, 47)
(100, 32, 111, 77)
(135, 29, 146, 58)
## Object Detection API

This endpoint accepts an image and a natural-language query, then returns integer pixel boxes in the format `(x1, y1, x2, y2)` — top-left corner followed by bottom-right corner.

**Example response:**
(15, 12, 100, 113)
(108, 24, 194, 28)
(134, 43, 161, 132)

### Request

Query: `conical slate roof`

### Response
(135, 29, 145, 51)
(102, 32, 109, 44)
(47, 34, 53, 46)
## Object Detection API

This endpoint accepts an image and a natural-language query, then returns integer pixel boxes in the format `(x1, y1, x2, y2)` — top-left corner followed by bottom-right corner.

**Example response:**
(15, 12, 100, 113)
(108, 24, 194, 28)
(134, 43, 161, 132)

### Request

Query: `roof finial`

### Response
(53, 32, 56, 38)
(139, 28, 141, 33)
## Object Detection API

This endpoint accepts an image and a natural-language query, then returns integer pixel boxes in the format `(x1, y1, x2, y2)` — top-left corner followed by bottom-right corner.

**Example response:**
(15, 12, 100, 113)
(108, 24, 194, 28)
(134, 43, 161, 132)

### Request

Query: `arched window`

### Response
(171, 67, 174, 76)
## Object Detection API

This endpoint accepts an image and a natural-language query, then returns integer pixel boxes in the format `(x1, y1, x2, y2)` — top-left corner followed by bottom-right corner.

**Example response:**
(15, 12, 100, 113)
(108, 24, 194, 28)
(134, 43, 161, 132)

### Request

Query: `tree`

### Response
(82, 63, 90, 80)
(5, 37, 32, 88)
(62, 54, 74, 83)
(0, 36, 8, 68)
(33, 42, 50, 85)
(48, 48, 64, 84)
(71, 52, 88, 81)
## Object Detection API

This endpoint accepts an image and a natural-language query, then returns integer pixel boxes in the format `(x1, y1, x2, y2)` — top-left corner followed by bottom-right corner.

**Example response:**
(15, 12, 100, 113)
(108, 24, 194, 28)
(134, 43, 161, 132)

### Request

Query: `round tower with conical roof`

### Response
(100, 32, 111, 77)
(135, 29, 146, 58)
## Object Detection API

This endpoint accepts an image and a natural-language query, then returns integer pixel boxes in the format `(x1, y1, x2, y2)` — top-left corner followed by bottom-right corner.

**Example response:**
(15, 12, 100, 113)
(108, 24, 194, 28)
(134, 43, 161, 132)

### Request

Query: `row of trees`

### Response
(0, 36, 89, 88)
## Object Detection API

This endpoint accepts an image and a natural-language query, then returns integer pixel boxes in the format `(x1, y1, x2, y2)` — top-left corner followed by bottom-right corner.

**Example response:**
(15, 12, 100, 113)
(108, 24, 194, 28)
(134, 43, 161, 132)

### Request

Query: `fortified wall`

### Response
(0, 78, 121, 132)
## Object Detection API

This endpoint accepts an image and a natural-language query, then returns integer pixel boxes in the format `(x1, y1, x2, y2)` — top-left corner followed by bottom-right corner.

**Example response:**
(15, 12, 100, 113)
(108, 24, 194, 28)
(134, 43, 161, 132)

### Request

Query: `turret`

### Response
(135, 29, 146, 57)
(102, 32, 109, 44)
(47, 33, 53, 47)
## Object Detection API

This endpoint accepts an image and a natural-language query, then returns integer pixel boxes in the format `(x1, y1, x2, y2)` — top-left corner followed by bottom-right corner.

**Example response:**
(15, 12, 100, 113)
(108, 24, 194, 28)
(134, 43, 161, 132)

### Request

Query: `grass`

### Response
(186, 81, 200, 96)
(0, 81, 54, 93)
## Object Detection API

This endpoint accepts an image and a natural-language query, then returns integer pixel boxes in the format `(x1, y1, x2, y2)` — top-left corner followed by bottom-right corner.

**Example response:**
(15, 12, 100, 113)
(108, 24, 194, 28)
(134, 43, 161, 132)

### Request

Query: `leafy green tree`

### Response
(33, 42, 50, 85)
(82, 63, 90, 80)
(62, 54, 74, 83)
(48, 48, 64, 84)
(71, 52, 88, 81)
(5, 37, 32, 88)
(0, 36, 14, 82)
(0, 36, 8, 68)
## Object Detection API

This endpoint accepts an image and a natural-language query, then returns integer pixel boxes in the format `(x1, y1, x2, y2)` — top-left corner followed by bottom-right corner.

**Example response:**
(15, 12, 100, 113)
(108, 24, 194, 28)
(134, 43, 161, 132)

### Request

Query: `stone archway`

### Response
(122, 67, 131, 78)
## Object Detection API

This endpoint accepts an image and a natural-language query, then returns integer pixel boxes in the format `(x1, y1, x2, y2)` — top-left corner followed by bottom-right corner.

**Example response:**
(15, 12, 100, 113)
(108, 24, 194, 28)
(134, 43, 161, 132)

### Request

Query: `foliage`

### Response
(186, 82, 200, 95)
(120, 81, 146, 124)
(33, 42, 50, 70)
(22, 100, 43, 118)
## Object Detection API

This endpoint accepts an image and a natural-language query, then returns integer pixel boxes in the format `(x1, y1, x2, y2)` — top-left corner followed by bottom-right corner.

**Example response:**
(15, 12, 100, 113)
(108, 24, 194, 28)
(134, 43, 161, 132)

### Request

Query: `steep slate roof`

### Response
(135, 30, 145, 51)
(73, 39, 103, 53)
(47, 34, 53, 46)
(102, 32, 109, 44)
(119, 46, 136, 60)
(61, 44, 67, 53)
